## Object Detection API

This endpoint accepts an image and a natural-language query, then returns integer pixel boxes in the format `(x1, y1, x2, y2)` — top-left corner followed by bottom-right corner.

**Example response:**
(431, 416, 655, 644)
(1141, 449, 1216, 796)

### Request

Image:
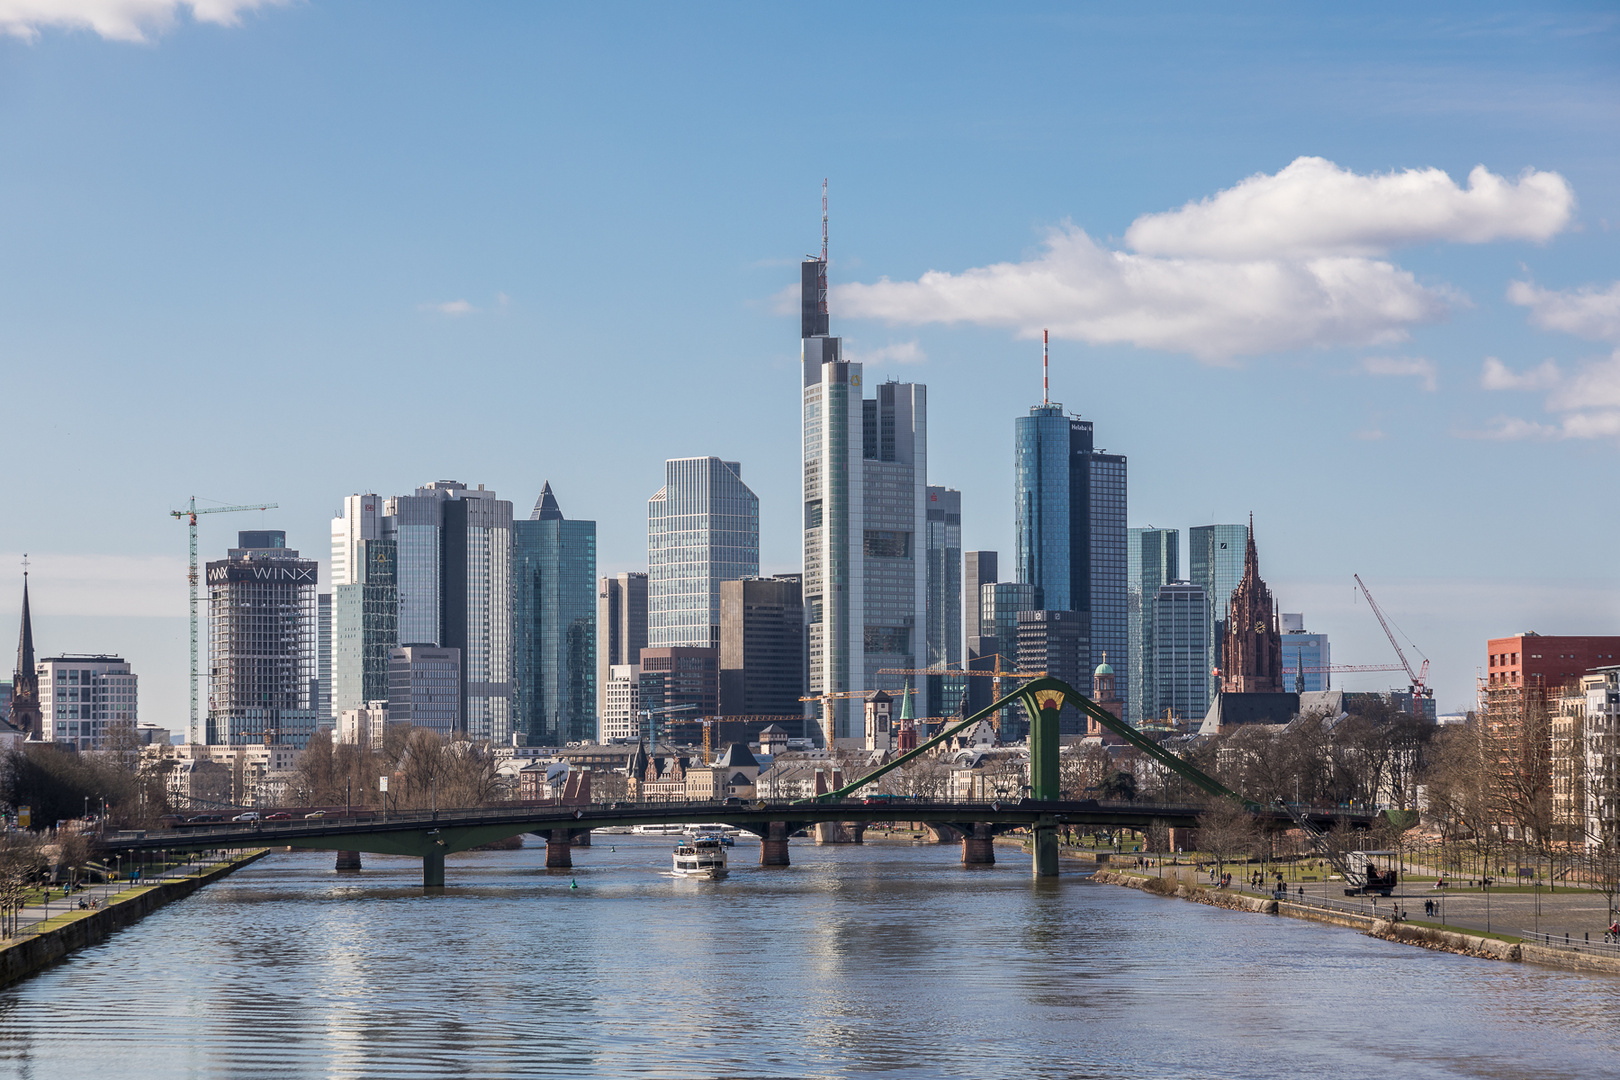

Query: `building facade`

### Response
(1152, 583, 1209, 725)
(383, 481, 514, 741)
(964, 550, 997, 641)
(1279, 613, 1332, 693)
(601, 663, 641, 742)
(206, 530, 320, 748)
(718, 576, 805, 730)
(1219, 521, 1283, 694)
(597, 571, 648, 720)
(1015, 609, 1088, 736)
(648, 457, 759, 653)
(514, 483, 597, 746)
(1127, 528, 1179, 725)
(316, 592, 331, 723)
(331, 537, 397, 720)
(925, 486, 961, 671)
(1188, 523, 1248, 707)
(638, 646, 719, 736)
(39, 655, 137, 751)
(862, 381, 929, 722)
(1013, 404, 1127, 719)
(387, 645, 461, 738)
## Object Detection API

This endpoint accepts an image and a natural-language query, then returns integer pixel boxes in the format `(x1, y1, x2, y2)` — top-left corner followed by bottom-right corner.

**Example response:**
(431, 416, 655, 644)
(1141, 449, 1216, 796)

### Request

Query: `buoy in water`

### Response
(570, 878, 578, 889)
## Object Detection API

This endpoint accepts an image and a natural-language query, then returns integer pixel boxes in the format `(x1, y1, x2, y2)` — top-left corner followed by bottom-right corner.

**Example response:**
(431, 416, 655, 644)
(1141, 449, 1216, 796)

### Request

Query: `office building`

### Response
(964, 551, 997, 641)
(1015, 610, 1088, 737)
(38, 655, 137, 751)
(383, 481, 514, 741)
(1279, 613, 1331, 693)
(1014, 401, 1127, 718)
(514, 483, 597, 746)
(331, 537, 397, 719)
(601, 664, 641, 742)
(331, 493, 384, 588)
(206, 530, 319, 748)
(337, 701, 390, 747)
(387, 645, 461, 738)
(1188, 523, 1249, 707)
(648, 457, 759, 651)
(316, 593, 331, 723)
(598, 572, 648, 719)
(962, 551, 1000, 719)
(1153, 583, 1209, 725)
(719, 576, 805, 728)
(638, 646, 719, 738)
(925, 487, 963, 721)
(801, 234, 930, 743)
(981, 581, 1044, 656)
(1127, 528, 1179, 724)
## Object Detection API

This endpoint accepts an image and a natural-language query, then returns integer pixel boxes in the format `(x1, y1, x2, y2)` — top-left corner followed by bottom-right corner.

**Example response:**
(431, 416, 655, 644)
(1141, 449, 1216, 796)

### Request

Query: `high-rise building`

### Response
(383, 481, 514, 741)
(10, 572, 40, 739)
(1221, 520, 1283, 694)
(719, 576, 805, 730)
(982, 581, 1043, 738)
(801, 237, 929, 744)
(331, 494, 384, 588)
(1127, 528, 1179, 724)
(206, 530, 319, 748)
(964, 551, 998, 641)
(316, 592, 332, 723)
(601, 664, 641, 742)
(962, 551, 1000, 720)
(637, 646, 719, 736)
(1014, 402, 1127, 717)
(1279, 613, 1332, 693)
(513, 483, 597, 747)
(648, 458, 759, 651)
(1015, 609, 1088, 735)
(598, 572, 648, 719)
(387, 645, 461, 738)
(39, 655, 137, 751)
(925, 486, 961, 670)
(331, 537, 397, 720)
(1153, 583, 1209, 725)
(1188, 523, 1248, 707)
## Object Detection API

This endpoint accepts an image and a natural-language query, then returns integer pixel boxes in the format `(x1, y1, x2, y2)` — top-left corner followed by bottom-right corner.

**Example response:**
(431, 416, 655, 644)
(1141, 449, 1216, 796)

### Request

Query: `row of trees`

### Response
(289, 726, 502, 811)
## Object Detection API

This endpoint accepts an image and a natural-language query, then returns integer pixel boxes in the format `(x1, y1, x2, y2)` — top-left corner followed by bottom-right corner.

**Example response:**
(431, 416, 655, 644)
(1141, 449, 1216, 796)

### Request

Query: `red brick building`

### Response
(1486, 634, 1620, 692)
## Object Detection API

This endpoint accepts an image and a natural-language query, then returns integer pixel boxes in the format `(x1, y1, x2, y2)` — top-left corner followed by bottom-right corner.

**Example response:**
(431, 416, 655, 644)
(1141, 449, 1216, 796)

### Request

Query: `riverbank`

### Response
(1089, 868, 1620, 975)
(0, 848, 269, 988)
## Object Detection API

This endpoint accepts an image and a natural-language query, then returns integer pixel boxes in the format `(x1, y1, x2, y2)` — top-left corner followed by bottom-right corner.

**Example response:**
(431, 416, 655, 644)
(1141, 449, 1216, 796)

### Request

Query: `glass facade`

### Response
(648, 457, 759, 651)
(1127, 528, 1178, 724)
(1153, 583, 1209, 725)
(1188, 523, 1249, 707)
(925, 486, 961, 671)
(514, 489, 597, 747)
(803, 347, 863, 744)
(861, 382, 928, 721)
(1281, 631, 1332, 692)
(331, 538, 397, 718)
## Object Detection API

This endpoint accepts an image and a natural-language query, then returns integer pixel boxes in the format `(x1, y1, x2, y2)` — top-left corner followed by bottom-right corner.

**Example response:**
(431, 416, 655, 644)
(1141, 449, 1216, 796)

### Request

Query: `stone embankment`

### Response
(0, 849, 268, 988)
(1090, 869, 1618, 974)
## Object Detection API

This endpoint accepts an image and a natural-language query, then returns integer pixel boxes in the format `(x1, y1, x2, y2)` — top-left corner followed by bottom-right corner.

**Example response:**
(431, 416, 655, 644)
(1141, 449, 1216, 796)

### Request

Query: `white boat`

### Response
(683, 822, 741, 837)
(672, 836, 728, 879)
(633, 823, 686, 835)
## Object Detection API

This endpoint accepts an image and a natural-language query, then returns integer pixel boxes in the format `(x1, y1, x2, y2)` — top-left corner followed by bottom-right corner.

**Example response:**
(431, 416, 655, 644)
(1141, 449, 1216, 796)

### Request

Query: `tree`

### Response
(1098, 771, 1137, 802)
(1195, 797, 1257, 877)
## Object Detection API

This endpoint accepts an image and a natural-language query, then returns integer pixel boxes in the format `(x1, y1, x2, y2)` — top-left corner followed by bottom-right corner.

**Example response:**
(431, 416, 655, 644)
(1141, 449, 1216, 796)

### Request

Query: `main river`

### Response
(2, 838, 1616, 1079)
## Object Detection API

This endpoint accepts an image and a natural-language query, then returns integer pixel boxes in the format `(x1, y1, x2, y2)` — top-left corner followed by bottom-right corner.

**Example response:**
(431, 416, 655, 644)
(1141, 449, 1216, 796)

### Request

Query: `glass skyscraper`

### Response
(648, 457, 759, 652)
(1153, 582, 1209, 725)
(1188, 523, 1249, 707)
(925, 486, 962, 720)
(331, 537, 397, 718)
(1280, 613, 1332, 692)
(1127, 528, 1179, 724)
(1014, 405, 1128, 717)
(514, 483, 597, 746)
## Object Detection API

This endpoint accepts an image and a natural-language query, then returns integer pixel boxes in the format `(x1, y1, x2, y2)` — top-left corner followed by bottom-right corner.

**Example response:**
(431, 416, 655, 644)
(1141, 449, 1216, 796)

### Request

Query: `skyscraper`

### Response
(719, 576, 805, 729)
(387, 645, 460, 738)
(1014, 400, 1127, 719)
(598, 572, 648, 720)
(331, 537, 397, 719)
(964, 551, 997, 641)
(316, 592, 332, 723)
(1189, 523, 1249, 706)
(863, 381, 929, 716)
(513, 482, 597, 746)
(1153, 582, 1209, 724)
(925, 486, 961, 670)
(982, 580, 1044, 738)
(1127, 528, 1179, 724)
(383, 481, 514, 741)
(206, 530, 319, 748)
(1280, 613, 1332, 692)
(1015, 609, 1088, 735)
(648, 457, 759, 651)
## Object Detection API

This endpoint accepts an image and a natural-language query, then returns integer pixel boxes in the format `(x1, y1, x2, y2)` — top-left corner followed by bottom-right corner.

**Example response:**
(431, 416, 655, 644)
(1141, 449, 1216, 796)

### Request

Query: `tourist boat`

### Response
(683, 823, 740, 842)
(671, 836, 728, 879)
(632, 823, 686, 835)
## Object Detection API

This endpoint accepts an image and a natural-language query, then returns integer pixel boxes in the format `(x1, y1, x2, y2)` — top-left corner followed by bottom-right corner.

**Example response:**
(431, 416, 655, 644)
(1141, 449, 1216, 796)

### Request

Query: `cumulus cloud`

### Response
(834, 226, 1447, 361)
(0, 0, 285, 43)
(846, 340, 926, 365)
(1481, 356, 1561, 391)
(422, 299, 477, 316)
(1126, 158, 1574, 260)
(1507, 279, 1620, 343)
(1361, 355, 1437, 392)
(1470, 349, 1620, 441)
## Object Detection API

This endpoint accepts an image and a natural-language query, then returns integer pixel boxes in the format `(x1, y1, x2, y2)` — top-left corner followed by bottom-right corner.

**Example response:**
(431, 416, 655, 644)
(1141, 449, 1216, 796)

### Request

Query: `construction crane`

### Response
(1282, 664, 1407, 675)
(170, 497, 277, 744)
(1354, 574, 1431, 711)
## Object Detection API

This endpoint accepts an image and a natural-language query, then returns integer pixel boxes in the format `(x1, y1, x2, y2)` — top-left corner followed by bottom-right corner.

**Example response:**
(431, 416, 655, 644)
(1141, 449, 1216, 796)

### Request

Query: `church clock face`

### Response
(1255, 621, 1266, 634)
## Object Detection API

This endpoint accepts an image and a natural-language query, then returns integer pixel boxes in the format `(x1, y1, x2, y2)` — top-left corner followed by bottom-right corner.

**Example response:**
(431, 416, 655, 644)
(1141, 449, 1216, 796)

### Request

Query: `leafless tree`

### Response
(1195, 797, 1258, 877)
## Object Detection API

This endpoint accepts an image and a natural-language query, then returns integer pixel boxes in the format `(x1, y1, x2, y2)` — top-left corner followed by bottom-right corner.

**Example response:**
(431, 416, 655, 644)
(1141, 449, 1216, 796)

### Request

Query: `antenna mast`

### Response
(1042, 329, 1049, 405)
(821, 178, 828, 262)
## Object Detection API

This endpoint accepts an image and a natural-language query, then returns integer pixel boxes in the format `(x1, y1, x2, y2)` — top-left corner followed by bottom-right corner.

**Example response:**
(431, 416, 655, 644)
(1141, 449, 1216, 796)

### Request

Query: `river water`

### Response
(1, 838, 1616, 1079)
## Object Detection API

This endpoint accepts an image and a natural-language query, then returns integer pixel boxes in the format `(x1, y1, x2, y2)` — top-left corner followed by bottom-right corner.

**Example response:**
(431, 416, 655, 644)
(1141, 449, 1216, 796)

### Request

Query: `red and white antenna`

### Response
(1042, 328, 1049, 405)
(821, 178, 828, 262)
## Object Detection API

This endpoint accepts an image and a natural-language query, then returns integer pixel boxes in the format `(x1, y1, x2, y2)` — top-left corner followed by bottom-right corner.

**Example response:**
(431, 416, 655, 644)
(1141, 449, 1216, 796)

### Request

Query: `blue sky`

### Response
(2, 2, 1617, 721)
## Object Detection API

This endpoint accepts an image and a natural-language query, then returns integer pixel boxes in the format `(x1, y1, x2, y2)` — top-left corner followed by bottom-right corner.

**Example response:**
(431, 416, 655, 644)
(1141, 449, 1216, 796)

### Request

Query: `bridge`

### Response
(98, 677, 1384, 889)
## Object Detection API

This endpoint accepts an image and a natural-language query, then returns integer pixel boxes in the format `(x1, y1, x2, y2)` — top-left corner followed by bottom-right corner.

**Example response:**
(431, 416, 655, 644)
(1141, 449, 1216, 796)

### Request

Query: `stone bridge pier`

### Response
(815, 821, 865, 844)
(335, 850, 362, 871)
(546, 830, 574, 869)
(760, 821, 791, 866)
(962, 823, 996, 865)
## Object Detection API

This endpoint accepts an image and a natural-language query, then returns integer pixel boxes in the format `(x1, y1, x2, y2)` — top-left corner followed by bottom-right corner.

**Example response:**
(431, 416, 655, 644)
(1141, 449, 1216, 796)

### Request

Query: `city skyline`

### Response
(3, 5, 1618, 723)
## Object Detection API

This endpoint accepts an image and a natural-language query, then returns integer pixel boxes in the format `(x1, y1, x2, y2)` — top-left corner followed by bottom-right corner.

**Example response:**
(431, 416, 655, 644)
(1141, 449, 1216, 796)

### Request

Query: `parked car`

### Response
(720, 796, 744, 807)
(187, 814, 222, 824)
(304, 811, 326, 820)
(232, 812, 261, 822)
(265, 812, 292, 821)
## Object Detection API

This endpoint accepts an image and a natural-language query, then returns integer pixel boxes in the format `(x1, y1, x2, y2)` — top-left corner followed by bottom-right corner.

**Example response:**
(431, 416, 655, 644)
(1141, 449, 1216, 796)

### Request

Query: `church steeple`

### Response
(1221, 514, 1284, 695)
(10, 565, 42, 738)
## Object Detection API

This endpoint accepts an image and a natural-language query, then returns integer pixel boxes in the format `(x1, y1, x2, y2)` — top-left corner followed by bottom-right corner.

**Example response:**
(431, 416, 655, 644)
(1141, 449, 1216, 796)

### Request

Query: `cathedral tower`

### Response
(1220, 516, 1284, 694)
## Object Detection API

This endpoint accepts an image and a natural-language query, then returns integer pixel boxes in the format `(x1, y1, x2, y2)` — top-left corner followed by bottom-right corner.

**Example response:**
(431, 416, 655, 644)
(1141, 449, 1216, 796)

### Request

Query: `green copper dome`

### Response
(1094, 651, 1113, 677)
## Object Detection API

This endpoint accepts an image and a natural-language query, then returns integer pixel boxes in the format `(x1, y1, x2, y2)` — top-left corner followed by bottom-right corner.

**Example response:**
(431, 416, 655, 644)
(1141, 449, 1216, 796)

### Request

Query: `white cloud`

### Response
(0, 0, 285, 43)
(833, 226, 1447, 361)
(423, 299, 477, 317)
(1481, 356, 1561, 391)
(1507, 279, 1620, 343)
(1125, 158, 1574, 260)
(1360, 355, 1437, 392)
(846, 340, 926, 365)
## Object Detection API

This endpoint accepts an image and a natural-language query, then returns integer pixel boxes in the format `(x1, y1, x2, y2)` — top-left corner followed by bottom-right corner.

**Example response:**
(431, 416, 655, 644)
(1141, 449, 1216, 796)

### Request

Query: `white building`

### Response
(338, 701, 391, 747)
(38, 655, 137, 751)
(600, 664, 641, 742)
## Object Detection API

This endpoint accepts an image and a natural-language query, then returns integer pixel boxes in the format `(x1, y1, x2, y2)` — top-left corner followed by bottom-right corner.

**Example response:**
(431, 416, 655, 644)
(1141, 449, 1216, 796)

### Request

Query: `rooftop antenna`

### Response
(821, 178, 828, 262)
(1042, 328, 1050, 405)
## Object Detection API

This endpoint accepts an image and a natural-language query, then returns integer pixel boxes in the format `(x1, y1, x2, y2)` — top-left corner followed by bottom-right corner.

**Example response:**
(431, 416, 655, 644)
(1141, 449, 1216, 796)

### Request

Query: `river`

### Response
(1, 838, 1615, 1079)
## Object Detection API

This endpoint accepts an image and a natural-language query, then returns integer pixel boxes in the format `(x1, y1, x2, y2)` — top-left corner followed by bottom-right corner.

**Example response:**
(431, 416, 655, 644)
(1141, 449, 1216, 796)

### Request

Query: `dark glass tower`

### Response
(514, 483, 597, 746)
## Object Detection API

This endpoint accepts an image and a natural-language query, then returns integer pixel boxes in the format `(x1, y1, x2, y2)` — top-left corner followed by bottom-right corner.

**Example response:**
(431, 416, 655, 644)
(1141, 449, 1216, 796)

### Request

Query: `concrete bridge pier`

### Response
(760, 822, 791, 867)
(423, 850, 445, 889)
(335, 850, 362, 871)
(815, 821, 866, 844)
(546, 830, 573, 869)
(962, 824, 995, 865)
(571, 829, 592, 847)
(1032, 826, 1059, 878)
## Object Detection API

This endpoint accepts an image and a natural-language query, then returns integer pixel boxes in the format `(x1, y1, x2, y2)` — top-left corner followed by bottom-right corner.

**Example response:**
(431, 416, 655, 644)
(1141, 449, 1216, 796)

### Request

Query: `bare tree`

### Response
(1195, 797, 1257, 878)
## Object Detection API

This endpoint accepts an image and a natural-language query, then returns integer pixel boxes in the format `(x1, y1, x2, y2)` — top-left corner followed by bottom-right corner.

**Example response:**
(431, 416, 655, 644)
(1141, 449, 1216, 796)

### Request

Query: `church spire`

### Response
(10, 563, 42, 738)
(15, 567, 33, 685)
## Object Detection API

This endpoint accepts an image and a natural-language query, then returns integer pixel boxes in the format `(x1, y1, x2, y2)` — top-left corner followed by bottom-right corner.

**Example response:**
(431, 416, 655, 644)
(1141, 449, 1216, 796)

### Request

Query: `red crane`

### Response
(1354, 574, 1431, 709)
